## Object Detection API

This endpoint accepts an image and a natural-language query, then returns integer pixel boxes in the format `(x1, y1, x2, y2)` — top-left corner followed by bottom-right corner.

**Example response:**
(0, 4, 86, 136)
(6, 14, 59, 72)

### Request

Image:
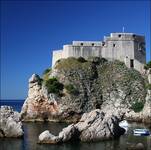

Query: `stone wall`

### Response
(51, 33, 146, 72)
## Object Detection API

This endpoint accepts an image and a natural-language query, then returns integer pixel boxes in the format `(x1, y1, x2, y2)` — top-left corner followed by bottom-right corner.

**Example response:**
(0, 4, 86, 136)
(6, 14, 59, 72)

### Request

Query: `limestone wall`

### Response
(52, 50, 63, 66)
(51, 33, 146, 73)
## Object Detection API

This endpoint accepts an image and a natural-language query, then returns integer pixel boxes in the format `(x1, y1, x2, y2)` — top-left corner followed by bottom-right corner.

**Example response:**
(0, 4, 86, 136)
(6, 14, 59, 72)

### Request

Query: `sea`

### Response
(0, 100, 151, 150)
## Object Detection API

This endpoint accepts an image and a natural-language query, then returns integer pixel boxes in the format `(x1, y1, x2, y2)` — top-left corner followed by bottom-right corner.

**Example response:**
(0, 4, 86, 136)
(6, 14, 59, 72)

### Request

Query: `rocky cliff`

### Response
(21, 57, 151, 123)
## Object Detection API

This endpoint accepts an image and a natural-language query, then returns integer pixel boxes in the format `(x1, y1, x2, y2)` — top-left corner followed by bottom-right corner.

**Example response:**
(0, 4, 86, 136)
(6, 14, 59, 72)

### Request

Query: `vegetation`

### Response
(131, 101, 144, 112)
(144, 61, 151, 70)
(65, 84, 79, 95)
(77, 57, 87, 63)
(43, 68, 51, 75)
(146, 83, 151, 90)
(43, 68, 51, 80)
(44, 77, 63, 94)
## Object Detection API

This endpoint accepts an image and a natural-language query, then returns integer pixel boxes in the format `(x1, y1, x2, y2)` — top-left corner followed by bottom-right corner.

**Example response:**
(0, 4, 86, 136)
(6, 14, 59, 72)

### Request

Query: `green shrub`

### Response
(77, 57, 87, 63)
(131, 101, 144, 112)
(43, 68, 51, 75)
(146, 84, 151, 90)
(65, 84, 79, 95)
(43, 68, 51, 80)
(44, 78, 63, 94)
(144, 61, 151, 70)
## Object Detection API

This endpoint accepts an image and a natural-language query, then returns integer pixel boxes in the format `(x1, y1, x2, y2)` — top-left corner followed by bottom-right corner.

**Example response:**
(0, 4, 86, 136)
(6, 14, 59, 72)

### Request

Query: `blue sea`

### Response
(0, 99, 24, 112)
(0, 100, 151, 150)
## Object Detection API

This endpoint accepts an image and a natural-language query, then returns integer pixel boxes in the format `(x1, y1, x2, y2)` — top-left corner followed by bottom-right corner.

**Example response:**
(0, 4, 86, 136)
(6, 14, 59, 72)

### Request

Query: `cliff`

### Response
(21, 57, 151, 123)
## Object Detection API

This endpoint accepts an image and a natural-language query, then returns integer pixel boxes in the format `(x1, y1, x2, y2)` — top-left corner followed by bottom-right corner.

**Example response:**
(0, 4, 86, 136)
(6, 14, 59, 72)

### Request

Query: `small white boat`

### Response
(133, 129, 150, 136)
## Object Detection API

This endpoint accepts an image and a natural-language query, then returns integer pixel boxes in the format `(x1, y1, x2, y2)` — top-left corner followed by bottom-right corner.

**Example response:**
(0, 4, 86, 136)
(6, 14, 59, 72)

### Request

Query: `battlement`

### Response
(104, 33, 145, 41)
(51, 32, 146, 72)
(72, 41, 102, 46)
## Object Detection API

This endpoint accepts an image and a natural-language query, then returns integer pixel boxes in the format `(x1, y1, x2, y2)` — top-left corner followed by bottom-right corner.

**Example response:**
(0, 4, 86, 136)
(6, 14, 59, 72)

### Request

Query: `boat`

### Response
(133, 129, 150, 136)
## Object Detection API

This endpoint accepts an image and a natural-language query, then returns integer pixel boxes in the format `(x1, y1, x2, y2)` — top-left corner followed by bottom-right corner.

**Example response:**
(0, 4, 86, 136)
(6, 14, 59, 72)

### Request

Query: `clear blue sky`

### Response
(1, 0, 151, 99)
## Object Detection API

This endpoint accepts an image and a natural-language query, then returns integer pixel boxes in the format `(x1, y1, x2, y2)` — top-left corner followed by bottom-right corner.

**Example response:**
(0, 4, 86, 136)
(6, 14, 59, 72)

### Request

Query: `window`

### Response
(92, 43, 94, 46)
(133, 34, 136, 38)
(113, 43, 116, 47)
(81, 43, 83, 46)
(130, 59, 134, 68)
(102, 42, 105, 46)
(118, 34, 121, 37)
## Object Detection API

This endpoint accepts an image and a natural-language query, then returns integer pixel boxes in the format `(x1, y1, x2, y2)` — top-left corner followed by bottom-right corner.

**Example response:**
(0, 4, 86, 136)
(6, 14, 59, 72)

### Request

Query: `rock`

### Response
(135, 143, 145, 150)
(76, 109, 125, 141)
(38, 130, 60, 144)
(38, 109, 125, 144)
(126, 143, 145, 150)
(0, 106, 23, 138)
(59, 124, 80, 142)
(21, 74, 60, 121)
(21, 58, 150, 123)
(29, 74, 41, 83)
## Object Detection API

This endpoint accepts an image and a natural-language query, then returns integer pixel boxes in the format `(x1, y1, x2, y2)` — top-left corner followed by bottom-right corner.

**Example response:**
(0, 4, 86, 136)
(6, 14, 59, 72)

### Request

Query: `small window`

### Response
(92, 43, 94, 46)
(113, 43, 116, 47)
(81, 43, 83, 46)
(133, 34, 136, 38)
(130, 59, 134, 68)
(118, 34, 121, 37)
(102, 42, 105, 46)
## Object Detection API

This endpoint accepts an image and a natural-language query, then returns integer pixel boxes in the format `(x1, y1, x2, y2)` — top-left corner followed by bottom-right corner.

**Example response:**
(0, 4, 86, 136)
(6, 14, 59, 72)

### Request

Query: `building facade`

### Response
(52, 33, 146, 72)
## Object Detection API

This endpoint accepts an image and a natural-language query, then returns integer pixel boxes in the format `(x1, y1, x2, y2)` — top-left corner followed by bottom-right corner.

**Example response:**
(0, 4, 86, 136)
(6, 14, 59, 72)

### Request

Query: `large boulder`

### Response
(0, 106, 23, 138)
(38, 109, 125, 144)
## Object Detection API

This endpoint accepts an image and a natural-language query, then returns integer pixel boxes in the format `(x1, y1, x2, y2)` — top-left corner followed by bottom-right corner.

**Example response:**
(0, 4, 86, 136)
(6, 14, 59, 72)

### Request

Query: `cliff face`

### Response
(21, 57, 151, 123)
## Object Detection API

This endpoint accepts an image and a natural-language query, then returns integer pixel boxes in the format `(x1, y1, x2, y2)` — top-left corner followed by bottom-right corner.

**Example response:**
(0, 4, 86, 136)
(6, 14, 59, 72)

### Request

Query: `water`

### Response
(0, 99, 24, 112)
(0, 100, 151, 150)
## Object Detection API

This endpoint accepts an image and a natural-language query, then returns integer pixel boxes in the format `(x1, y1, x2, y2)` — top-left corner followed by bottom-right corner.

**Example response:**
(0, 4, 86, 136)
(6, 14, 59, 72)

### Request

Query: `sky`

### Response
(1, 0, 151, 99)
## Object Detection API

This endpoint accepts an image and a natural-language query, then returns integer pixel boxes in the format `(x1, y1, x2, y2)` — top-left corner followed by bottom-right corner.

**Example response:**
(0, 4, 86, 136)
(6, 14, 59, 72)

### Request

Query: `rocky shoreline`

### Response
(0, 106, 23, 138)
(38, 109, 125, 144)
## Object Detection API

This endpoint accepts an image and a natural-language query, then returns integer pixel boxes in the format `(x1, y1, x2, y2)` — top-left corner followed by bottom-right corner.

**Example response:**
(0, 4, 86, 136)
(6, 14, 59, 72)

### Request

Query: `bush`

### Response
(144, 61, 151, 70)
(43, 68, 51, 80)
(43, 68, 51, 75)
(77, 57, 87, 63)
(45, 78, 63, 94)
(146, 84, 151, 90)
(65, 84, 79, 95)
(131, 101, 144, 112)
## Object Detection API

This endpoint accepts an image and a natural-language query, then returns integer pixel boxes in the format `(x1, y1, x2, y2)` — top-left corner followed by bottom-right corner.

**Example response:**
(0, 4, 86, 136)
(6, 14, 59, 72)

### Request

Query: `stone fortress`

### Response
(52, 33, 146, 72)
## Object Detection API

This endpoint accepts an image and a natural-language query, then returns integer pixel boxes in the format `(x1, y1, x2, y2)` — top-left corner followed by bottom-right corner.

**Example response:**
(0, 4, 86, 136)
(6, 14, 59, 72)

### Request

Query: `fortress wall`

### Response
(134, 37, 146, 64)
(134, 59, 144, 72)
(52, 50, 63, 66)
(63, 44, 101, 59)
(122, 40, 134, 59)
(51, 33, 146, 72)
(72, 41, 102, 46)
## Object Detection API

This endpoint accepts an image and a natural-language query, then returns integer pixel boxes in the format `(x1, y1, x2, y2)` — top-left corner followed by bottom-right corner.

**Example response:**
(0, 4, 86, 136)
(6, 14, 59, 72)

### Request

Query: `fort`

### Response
(52, 33, 146, 72)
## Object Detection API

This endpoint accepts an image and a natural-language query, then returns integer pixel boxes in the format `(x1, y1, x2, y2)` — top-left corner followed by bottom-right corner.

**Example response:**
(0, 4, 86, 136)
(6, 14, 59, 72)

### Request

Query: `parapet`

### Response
(104, 33, 145, 41)
(72, 41, 102, 46)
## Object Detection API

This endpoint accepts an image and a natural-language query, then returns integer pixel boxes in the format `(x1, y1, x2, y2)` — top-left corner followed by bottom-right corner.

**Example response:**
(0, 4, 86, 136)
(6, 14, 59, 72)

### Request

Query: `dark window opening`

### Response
(102, 42, 105, 46)
(118, 34, 121, 37)
(92, 43, 94, 46)
(113, 43, 116, 47)
(133, 34, 136, 38)
(130, 59, 134, 68)
(81, 43, 83, 46)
